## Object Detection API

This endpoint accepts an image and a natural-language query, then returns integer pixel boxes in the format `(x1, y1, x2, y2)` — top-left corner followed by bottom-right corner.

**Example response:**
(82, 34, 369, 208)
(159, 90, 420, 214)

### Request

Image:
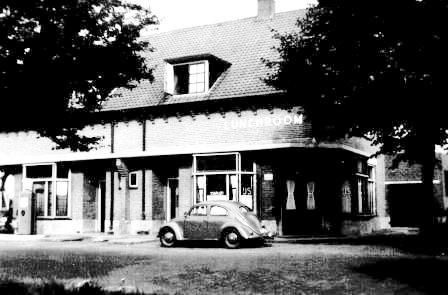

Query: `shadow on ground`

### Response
(354, 257, 448, 295)
(0, 279, 149, 295)
(171, 239, 271, 249)
(291, 233, 448, 256)
(0, 253, 149, 279)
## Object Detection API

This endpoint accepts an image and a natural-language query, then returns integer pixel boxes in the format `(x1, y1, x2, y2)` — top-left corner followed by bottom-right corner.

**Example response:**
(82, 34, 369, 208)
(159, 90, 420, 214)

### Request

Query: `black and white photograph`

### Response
(1, 0, 448, 294)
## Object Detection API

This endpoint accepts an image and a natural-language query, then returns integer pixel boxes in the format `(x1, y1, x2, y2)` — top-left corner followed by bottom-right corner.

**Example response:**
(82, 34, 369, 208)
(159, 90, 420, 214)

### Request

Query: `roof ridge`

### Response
(141, 9, 305, 40)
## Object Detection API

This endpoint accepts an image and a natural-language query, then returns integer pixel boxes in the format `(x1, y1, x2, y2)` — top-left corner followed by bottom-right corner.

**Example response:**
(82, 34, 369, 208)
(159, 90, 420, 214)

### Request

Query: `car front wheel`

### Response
(223, 228, 241, 249)
(160, 228, 176, 247)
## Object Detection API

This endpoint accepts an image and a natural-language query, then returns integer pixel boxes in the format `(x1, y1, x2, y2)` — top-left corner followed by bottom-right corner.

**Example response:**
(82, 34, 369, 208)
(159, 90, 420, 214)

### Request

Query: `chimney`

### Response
(258, 0, 275, 19)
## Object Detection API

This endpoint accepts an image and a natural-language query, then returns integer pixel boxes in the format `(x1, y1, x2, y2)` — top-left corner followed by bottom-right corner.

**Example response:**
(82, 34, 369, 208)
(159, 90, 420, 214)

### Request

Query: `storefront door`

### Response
(281, 177, 323, 235)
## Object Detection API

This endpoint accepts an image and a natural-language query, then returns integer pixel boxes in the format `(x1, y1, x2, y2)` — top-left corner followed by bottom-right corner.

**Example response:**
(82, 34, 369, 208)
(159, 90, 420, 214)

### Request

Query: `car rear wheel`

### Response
(160, 228, 176, 247)
(223, 228, 241, 249)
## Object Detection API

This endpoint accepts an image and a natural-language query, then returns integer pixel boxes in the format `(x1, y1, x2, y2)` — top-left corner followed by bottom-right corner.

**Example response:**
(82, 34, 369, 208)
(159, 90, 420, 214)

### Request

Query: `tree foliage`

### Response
(265, 0, 448, 226)
(0, 0, 157, 150)
(266, 0, 448, 160)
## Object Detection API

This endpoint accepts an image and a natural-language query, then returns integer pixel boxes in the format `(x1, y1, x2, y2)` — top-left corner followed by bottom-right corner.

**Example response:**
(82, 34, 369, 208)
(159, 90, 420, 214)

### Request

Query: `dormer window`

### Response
(164, 54, 230, 95)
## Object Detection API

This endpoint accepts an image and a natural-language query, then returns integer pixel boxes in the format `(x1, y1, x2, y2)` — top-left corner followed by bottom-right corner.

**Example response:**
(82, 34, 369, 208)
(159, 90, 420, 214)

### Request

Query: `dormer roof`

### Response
(102, 9, 305, 112)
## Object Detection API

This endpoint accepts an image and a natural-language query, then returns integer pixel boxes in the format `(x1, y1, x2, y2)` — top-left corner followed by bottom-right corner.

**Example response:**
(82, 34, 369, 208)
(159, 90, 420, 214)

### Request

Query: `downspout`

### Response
(109, 122, 115, 232)
(142, 119, 146, 220)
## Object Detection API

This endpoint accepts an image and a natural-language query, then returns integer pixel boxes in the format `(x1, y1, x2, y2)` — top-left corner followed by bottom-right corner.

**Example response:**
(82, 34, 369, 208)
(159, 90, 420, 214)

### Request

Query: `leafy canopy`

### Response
(265, 0, 448, 161)
(0, 0, 157, 150)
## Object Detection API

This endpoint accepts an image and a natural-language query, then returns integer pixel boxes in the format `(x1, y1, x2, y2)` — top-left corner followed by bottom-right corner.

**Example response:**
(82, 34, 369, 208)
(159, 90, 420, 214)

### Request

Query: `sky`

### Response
(131, 0, 317, 33)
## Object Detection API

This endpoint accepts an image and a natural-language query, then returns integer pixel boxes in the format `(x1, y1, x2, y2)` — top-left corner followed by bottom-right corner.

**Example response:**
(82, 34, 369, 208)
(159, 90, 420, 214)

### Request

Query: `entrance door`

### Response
(167, 178, 179, 221)
(281, 178, 323, 235)
(98, 181, 106, 232)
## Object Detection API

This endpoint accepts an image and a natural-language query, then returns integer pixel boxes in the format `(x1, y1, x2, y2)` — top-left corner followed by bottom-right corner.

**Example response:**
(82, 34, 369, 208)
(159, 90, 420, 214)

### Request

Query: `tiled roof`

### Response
(102, 10, 305, 111)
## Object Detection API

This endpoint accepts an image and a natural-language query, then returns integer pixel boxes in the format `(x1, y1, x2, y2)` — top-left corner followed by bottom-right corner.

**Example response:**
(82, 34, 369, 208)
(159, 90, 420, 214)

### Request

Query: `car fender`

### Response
(220, 222, 250, 240)
(159, 221, 184, 240)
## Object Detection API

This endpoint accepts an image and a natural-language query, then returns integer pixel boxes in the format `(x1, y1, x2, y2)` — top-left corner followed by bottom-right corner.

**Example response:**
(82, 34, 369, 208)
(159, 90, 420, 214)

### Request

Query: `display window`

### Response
(193, 153, 256, 210)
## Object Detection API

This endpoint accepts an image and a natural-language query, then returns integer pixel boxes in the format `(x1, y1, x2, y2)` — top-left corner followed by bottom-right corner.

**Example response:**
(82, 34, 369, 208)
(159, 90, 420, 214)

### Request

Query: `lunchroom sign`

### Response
(223, 113, 303, 130)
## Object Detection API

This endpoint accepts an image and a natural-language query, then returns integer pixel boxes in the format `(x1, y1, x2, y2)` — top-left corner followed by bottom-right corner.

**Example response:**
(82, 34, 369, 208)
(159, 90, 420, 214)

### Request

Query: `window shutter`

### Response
(164, 62, 174, 94)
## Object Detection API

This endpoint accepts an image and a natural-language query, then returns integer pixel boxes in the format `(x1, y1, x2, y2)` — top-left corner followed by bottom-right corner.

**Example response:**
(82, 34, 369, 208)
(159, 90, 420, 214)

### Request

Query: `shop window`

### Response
(196, 154, 237, 172)
(193, 153, 256, 211)
(240, 174, 254, 209)
(25, 163, 70, 218)
(25, 165, 52, 178)
(207, 174, 227, 201)
(0, 172, 14, 210)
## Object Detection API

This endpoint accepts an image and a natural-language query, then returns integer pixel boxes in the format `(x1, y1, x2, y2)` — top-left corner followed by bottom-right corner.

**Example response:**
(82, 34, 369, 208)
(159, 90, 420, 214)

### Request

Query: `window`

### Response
(354, 161, 376, 215)
(128, 172, 138, 189)
(210, 206, 228, 216)
(165, 61, 209, 95)
(193, 153, 256, 210)
(25, 163, 70, 218)
(164, 55, 230, 96)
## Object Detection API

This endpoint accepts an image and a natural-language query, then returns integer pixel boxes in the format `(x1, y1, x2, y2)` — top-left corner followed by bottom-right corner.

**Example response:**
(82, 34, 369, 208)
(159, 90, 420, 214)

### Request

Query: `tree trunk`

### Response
(420, 141, 436, 234)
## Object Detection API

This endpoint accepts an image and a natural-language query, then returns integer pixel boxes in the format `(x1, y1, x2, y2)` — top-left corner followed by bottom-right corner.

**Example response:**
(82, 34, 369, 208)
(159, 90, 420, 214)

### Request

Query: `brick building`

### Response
(385, 153, 448, 227)
(0, 0, 390, 236)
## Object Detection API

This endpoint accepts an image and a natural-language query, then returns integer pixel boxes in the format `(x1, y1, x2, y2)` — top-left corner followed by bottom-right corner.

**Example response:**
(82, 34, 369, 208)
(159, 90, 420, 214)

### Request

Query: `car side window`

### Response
(209, 206, 228, 216)
(190, 205, 207, 216)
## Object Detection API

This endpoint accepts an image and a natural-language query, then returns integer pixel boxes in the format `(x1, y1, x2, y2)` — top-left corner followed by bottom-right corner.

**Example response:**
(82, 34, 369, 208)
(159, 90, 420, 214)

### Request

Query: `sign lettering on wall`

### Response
(223, 114, 303, 130)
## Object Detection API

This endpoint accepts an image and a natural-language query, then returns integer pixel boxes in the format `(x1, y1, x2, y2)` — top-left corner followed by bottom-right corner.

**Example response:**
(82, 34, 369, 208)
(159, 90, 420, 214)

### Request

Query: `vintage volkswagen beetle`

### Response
(158, 201, 272, 248)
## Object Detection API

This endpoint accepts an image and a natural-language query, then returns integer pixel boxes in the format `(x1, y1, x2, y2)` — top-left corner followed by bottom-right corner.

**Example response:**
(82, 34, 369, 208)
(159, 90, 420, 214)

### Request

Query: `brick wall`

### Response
(178, 165, 193, 217)
(145, 107, 312, 150)
(114, 121, 143, 153)
(152, 171, 165, 220)
(70, 172, 84, 220)
(82, 176, 97, 220)
(259, 164, 276, 220)
(129, 170, 143, 220)
(375, 155, 388, 218)
(385, 154, 442, 182)
(0, 124, 111, 165)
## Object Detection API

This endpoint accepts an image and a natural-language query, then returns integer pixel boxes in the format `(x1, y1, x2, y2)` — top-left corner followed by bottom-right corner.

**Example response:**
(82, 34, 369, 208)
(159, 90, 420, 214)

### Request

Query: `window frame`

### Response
(128, 171, 138, 189)
(165, 60, 210, 95)
(23, 163, 71, 219)
(353, 163, 376, 216)
(193, 152, 257, 212)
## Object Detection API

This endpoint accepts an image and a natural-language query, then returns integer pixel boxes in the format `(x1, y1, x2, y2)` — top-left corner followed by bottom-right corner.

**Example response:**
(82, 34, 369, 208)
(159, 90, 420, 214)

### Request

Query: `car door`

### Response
(207, 205, 230, 239)
(183, 205, 208, 240)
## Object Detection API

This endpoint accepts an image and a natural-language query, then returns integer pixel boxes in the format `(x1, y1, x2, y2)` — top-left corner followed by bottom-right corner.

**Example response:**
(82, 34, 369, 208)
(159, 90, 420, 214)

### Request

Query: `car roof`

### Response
(195, 200, 246, 210)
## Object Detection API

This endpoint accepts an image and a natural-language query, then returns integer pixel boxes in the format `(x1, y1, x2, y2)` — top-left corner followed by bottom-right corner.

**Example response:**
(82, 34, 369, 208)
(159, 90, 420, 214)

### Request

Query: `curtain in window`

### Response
(4, 175, 15, 209)
(341, 181, 351, 213)
(286, 179, 296, 210)
(306, 181, 316, 210)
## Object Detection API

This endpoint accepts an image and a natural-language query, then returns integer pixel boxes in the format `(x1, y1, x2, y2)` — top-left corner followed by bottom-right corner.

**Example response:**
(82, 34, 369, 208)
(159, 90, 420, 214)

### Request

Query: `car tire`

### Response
(160, 228, 176, 247)
(223, 228, 241, 249)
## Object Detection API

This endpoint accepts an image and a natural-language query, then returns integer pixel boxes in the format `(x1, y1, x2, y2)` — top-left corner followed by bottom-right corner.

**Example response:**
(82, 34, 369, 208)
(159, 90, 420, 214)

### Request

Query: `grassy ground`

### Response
(0, 240, 447, 294)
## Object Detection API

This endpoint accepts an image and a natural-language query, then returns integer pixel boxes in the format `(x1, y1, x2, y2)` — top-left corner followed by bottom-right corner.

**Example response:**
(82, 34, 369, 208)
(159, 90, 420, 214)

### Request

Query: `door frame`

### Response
(166, 178, 179, 222)
(97, 180, 106, 232)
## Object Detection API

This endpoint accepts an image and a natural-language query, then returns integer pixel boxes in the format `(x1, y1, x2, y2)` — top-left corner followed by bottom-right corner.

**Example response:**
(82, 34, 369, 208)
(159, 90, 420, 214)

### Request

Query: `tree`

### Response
(265, 0, 448, 230)
(0, 0, 157, 150)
